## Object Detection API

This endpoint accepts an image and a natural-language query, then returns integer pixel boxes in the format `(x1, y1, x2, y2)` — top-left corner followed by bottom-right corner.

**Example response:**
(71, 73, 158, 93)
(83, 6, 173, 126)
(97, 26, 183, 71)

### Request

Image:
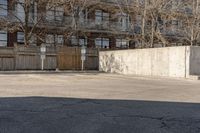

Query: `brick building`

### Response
(0, 0, 137, 49)
(0, 0, 199, 49)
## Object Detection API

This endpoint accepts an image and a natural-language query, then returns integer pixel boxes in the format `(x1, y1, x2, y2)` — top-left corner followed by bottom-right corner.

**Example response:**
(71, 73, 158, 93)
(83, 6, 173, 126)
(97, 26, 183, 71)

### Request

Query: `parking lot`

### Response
(0, 73, 200, 133)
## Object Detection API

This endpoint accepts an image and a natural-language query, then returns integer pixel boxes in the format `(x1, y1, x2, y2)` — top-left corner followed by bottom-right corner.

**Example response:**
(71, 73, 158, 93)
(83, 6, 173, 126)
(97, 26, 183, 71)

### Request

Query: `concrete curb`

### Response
(0, 70, 101, 75)
(187, 75, 200, 80)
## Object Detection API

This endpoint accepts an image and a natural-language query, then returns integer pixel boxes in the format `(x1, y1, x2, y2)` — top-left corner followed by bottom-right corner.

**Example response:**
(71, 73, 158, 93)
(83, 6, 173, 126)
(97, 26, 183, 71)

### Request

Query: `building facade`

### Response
(0, 0, 136, 49)
(0, 0, 199, 49)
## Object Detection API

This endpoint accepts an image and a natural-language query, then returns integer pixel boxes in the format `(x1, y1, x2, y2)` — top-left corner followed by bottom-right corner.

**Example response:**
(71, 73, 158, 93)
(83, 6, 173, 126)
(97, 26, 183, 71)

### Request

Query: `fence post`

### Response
(97, 48, 100, 70)
(13, 43, 18, 70)
(40, 45, 46, 70)
(81, 46, 86, 71)
(56, 46, 59, 71)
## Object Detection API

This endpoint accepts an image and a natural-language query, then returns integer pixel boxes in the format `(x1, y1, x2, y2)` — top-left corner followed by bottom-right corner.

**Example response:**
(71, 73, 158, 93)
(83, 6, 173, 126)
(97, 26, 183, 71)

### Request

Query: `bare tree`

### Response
(180, 0, 200, 46)
(1, 0, 66, 46)
(61, 0, 93, 44)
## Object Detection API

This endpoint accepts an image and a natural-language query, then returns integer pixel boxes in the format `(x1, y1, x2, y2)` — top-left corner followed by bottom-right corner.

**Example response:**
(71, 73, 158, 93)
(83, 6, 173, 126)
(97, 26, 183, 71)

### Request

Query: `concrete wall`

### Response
(190, 47, 200, 75)
(99, 46, 197, 78)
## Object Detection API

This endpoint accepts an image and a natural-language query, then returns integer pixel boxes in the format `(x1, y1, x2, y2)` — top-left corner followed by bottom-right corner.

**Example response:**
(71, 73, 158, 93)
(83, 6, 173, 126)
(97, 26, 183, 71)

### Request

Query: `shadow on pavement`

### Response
(0, 97, 200, 133)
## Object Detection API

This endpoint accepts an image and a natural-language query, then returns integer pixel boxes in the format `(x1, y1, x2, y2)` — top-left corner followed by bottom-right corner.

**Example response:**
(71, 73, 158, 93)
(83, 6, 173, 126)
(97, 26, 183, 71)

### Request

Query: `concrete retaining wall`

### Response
(190, 47, 200, 76)
(99, 46, 200, 78)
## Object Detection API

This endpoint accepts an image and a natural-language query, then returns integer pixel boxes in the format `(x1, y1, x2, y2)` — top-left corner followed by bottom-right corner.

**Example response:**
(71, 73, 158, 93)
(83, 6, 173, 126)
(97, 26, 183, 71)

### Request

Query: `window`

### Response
(95, 38, 109, 49)
(103, 12, 109, 21)
(29, 1, 37, 22)
(46, 5, 64, 21)
(46, 34, 54, 46)
(56, 35, 64, 45)
(95, 10, 102, 24)
(136, 15, 142, 25)
(71, 36, 87, 46)
(95, 10, 109, 24)
(46, 8, 54, 21)
(170, 19, 180, 32)
(71, 36, 78, 45)
(79, 10, 88, 22)
(29, 35, 37, 46)
(16, 0, 25, 22)
(171, 20, 178, 25)
(118, 13, 130, 31)
(171, 1, 180, 9)
(55, 7, 64, 21)
(0, 31, 7, 47)
(46, 34, 64, 46)
(0, 0, 8, 16)
(15, 0, 37, 22)
(79, 38, 87, 46)
(116, 39, 129, 48)
(17, 32, 24, 43)
(17, 32, 38, 45)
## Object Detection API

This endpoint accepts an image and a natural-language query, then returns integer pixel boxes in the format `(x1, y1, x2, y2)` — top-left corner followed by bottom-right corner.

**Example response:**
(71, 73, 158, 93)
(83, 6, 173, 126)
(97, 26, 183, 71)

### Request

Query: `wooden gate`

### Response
(57, 47, 99, 70)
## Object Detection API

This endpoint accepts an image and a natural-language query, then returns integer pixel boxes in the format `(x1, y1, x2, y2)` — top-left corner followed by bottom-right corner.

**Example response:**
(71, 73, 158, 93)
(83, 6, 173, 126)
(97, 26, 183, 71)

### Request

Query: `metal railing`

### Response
(42, 16, 134, 33)
(1, 12, 134, 33)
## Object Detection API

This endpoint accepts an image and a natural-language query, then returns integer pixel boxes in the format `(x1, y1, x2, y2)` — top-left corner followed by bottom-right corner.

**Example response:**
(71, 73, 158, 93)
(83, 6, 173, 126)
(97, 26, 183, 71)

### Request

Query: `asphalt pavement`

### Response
(0, 73, 200, 133)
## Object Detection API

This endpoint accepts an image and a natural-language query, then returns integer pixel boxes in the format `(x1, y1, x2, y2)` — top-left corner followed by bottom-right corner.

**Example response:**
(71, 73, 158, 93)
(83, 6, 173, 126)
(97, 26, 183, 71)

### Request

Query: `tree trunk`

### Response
(150, 18, 154, 48)
(191, 27, 194, 46)
(24, 2, 30, 47)
(142, 0, 146, 48)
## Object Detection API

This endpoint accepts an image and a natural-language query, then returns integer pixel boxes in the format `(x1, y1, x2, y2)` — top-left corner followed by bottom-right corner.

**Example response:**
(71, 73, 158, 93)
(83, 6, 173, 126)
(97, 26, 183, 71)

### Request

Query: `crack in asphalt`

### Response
(101, 113, 200, 130)
(102, 113, 165, 121)
(1, 108, 200, 132)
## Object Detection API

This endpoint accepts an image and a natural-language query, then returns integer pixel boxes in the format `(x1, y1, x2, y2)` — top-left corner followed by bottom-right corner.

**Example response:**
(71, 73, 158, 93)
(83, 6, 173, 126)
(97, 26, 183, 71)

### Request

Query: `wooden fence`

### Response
(85, 48, 99, 70)
(0, 47, 15, 70)
(57, 47, 99, 70)
(0, 46, 99, 71)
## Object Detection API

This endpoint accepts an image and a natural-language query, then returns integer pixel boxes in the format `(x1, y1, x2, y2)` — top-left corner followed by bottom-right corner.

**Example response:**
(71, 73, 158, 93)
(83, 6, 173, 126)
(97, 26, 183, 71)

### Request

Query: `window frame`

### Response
(17, 32, 25, 44)
(0, 30, 8, 47)
(116, 38, 129, 48)
(46, 34, 64, 46)
(95, 10, 109, 24)
(71, 36, 87, 46)
(95, 38, 109, 49)
(46, 5, 64, 22)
